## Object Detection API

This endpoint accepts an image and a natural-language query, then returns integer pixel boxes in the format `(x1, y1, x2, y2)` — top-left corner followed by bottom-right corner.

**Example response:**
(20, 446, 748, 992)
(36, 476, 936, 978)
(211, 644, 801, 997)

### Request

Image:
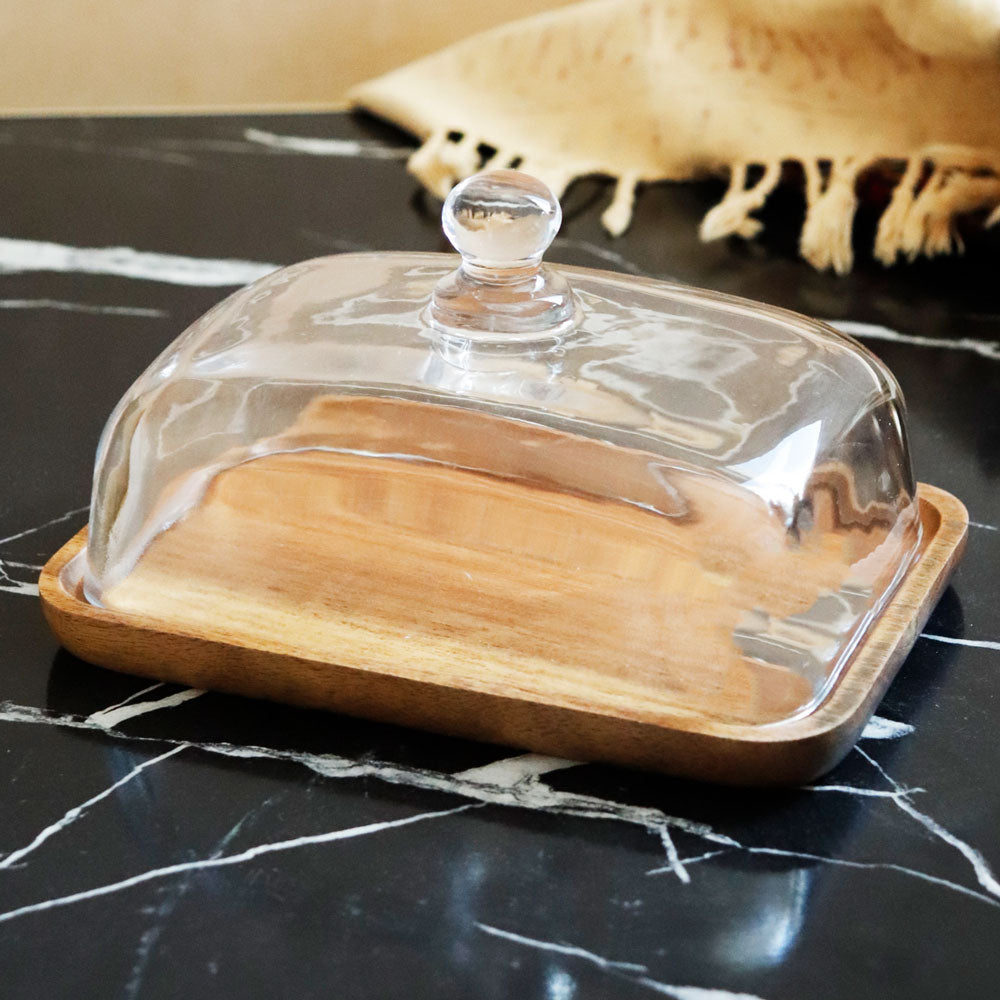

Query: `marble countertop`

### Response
(1, 113, 998, 999)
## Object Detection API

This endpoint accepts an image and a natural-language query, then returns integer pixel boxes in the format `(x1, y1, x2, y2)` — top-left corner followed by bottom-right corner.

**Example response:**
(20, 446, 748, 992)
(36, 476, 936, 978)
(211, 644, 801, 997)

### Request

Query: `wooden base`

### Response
(39, 480, 966, 786)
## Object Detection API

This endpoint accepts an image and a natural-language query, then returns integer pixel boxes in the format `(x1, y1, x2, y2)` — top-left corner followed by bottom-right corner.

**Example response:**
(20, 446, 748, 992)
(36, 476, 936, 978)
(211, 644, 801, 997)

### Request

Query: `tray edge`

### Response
(38, 483, 967, 785)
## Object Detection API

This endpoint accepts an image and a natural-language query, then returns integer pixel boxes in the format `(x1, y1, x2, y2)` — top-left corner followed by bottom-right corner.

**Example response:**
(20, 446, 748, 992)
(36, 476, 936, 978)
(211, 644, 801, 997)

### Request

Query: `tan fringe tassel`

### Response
(802, 159, 824, 210)
(700, 149, 999, 270)
(601, 172, 641, 236)
(408, 131, 483, 199)
(877, 147, 1000, 263)
(874, 157, 924, 266)
(409, 131, 595, 211)
(408, 133, 1000, 273)
(923, 172, 1000, 256)
(800, 158, 863, 275)
(699, 161, 782, 241)
(899, 165, 948, 260)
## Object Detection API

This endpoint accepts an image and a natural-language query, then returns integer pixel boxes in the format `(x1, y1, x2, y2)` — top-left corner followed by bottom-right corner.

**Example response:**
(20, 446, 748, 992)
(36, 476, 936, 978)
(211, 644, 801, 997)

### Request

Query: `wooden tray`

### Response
(39, 482, 966, 786)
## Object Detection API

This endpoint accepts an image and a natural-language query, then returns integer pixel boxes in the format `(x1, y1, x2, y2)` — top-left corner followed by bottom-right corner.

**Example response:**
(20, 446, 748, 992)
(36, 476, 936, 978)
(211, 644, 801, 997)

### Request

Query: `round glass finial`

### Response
(428, 169, 578, 342)
(442, 169, 562, 269)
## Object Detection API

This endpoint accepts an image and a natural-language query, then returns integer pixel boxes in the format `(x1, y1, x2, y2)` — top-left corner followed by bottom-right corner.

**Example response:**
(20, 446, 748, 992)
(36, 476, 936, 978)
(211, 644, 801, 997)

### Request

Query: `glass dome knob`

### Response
(429, 169, 577, 341)
(442, 170, 562, 269)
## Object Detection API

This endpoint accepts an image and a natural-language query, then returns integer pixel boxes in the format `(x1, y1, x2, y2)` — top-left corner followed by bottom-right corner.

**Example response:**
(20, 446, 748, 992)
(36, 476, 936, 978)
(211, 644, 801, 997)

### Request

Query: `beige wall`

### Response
(1, 0, 573, 116)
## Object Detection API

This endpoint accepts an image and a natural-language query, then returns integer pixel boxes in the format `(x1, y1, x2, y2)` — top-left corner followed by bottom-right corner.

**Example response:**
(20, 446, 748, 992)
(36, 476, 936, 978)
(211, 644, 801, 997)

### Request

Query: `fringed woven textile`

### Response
(350, 0, 1000, 273)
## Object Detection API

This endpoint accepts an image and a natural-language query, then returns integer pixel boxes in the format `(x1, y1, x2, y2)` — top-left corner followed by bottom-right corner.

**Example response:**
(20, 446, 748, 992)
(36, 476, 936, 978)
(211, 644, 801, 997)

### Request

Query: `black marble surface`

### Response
(1, 113, 998, 999)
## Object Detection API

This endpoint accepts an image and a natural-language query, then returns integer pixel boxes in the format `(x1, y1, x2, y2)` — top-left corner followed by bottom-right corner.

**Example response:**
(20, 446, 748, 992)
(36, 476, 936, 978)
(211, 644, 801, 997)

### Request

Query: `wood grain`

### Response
(86, 393, 915, 729)
(39, 414, 966, 784)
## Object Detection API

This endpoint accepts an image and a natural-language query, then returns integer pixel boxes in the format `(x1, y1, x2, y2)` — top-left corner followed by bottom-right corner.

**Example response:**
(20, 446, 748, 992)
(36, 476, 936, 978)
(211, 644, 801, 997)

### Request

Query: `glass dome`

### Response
(83, 170, 920, 729)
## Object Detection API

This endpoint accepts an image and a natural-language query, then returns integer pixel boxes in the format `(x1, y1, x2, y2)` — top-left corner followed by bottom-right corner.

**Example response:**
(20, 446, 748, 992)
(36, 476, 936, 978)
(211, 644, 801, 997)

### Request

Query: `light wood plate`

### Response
(39, 481, 966, 786)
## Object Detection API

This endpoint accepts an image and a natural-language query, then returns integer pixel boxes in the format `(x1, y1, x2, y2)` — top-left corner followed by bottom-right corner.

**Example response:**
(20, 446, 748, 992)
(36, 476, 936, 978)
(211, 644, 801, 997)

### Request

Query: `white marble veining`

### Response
(0, 298, 166, 317)
(89, 683, 167, 718)
(0, 561, 39, 597)
(86, 688, 205, 729)
(650, 739, 1000, 910)
(531, 234, 1000, 365)
(455, 754, 582, 786)
(676, 844, 999, 909)
(0, 505, 88, 596)
(0, 745, 186, 870)
(670, 849, 729, 868)
(802, 784, 921, 799)
(476, 923, 768, 999)
(657, 825, 692, 884)
(0, 505, 89, 547)
(491, 234, 1000, 366)
(0, 802, 476, 925)
(643, 733, 1000, 911)
(856, 746, 1000, 899)
(0, 238, 277, 287)
(828, 319, 1000, 361)
(476, 921, 647, 974)
(860, 716, 915, 740)
(0, 700, 739, 881)
(243, 127, 411, 159)
(0, 131, 199, 167)
(2, 230, 996, 380)
(3, 697, 998, 913)
(0, 559, 41, 571)
(0, 555, 43, 596)
(122, 799, 268, 1000)
(0, 130, 411, 166)
(154, 137, 286, 156)
(920, 633, 1000, 652)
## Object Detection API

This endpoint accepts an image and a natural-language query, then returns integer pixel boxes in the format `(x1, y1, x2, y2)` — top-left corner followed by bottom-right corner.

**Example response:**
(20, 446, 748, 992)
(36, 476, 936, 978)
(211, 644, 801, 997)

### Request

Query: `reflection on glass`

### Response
(78, 174, 920, 730)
